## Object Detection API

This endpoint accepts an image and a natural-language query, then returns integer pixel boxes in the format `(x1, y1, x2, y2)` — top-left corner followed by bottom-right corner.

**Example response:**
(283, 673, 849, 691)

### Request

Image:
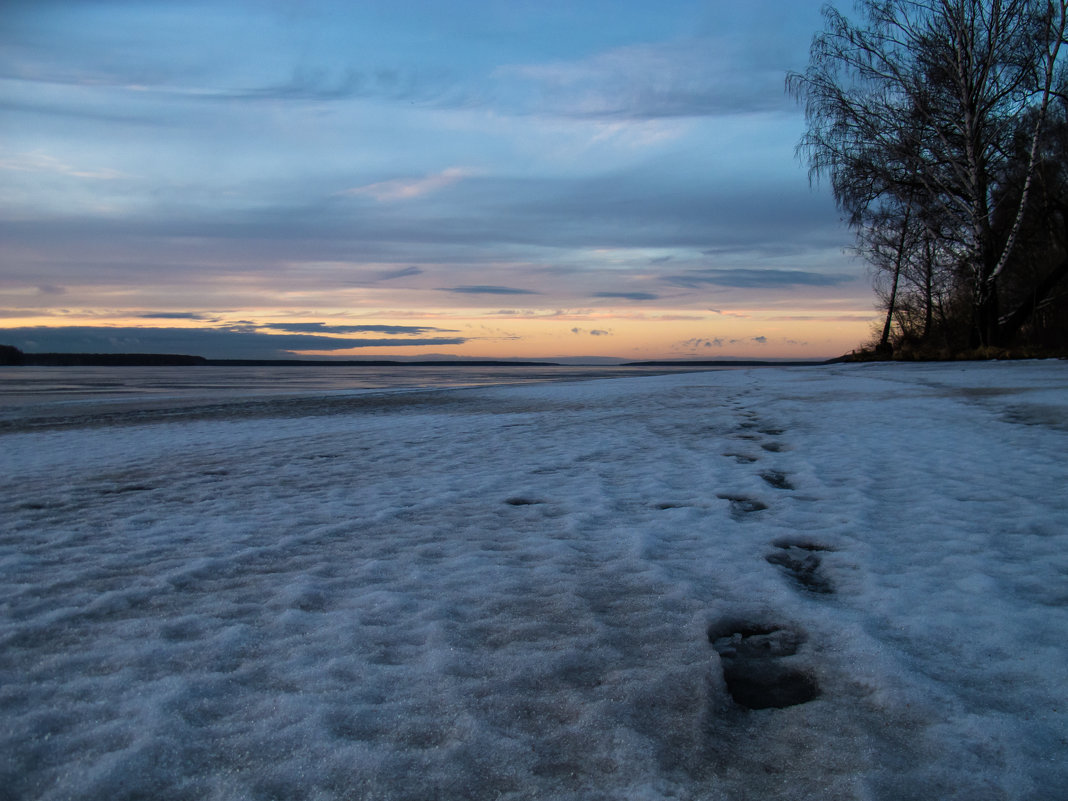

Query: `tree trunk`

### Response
(974, 276, 1001, 348)
(997, 254, 1068, 342)
(923, 237, 934, 338)
(879, 202, 914, 352)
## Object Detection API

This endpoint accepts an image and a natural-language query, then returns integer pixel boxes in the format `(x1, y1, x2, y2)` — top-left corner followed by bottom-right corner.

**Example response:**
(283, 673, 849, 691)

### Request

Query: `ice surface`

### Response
(1, 361, 1066, 800)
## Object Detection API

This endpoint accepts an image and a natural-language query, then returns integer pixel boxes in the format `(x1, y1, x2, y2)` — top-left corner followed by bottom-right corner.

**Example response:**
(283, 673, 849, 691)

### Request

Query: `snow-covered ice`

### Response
(1, 361, 1066, 800)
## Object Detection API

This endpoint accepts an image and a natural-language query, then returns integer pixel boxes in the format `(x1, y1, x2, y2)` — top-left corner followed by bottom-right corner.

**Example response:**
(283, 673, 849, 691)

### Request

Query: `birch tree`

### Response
(789, 0, 1067, 350)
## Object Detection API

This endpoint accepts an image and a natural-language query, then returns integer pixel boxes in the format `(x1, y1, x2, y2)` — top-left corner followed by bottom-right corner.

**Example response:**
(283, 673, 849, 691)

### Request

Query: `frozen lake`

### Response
(0, 363, 701, 430)
(1, 360, 1066, 800)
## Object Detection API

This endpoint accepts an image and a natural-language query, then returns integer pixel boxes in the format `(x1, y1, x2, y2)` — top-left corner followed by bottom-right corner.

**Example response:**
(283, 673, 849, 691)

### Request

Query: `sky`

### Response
(0, 0, 876, 362)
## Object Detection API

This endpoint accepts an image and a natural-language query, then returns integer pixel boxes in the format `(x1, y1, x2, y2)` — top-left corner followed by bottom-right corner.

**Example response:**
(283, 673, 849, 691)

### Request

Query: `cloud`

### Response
(263, 322, 458, 335)
(0, 326, 467, 359)
(767, 313, 878, 322)
(0, 96, 162, 126)
(374, 266, 423, 281)
(570, 327, 611, 336)
(593, 292, 659, 301)
(440, 285, 540, 295)
(677, 336, 768, 349)
(498, 37, 790, 120)
(338, 168, 474, 203)
(666, 269, 854, 289)
(0, 151, 126, 180)
(138, 312, 216, 320)
(0, 164, 849, 290)
(680, 337, 726, 349)
(219, 67, 375, 102)
(162, 67, 453, 106)
(37, 284, 66, 295)
(0, 309, 53, 318)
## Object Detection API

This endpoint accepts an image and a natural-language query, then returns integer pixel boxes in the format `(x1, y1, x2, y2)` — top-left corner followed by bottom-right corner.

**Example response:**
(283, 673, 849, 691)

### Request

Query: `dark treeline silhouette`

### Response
(790, 0, 1068, 359)
(0, 346, 207, 366)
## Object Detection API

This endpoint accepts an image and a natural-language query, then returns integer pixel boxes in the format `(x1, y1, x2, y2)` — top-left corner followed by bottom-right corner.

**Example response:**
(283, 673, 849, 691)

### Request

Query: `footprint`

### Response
(724, 453, 758, 464)
(765, 541, 834, 594)
(760, 471, 794, 490)
(760, 442, 785, 453)
(717, 494, 768, 517)
(505, 497, 543, 506)
(708, 620, 820, 709)
(98, 484, 154, 495)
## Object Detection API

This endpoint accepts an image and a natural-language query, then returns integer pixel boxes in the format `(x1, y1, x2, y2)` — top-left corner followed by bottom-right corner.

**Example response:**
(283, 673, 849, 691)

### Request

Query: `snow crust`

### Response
(2, 361, 1066, 800)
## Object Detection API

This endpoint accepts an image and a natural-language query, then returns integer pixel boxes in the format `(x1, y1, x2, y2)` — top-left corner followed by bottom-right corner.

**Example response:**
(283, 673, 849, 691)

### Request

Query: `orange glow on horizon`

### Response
(3, 302, 879, 361)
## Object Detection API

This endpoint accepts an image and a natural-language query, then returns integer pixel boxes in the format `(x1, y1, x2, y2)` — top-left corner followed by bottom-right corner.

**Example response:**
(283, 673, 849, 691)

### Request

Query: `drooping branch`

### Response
(790, 0, 1068, 353)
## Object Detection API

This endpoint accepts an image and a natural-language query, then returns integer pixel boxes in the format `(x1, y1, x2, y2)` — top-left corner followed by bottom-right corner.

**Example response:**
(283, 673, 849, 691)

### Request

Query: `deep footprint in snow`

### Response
(759, 470, 794, 490)
(504, 497, 543, 506)
(724, 453, 758, 464)
(98, 484, 154, 495)
(717, 494, 768, 517)
(707, 620, 820, 709)
(765, 541, 834, 594)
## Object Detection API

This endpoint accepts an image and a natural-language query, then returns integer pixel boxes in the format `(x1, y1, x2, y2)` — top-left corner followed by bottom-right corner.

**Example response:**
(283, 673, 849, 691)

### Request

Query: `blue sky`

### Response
(0, 0, 874, 361)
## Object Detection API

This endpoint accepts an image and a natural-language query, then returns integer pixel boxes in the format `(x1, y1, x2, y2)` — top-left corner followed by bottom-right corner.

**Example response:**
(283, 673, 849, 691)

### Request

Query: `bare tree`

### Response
(789, 0, 1067, 351)
(860, 194, 917, 353)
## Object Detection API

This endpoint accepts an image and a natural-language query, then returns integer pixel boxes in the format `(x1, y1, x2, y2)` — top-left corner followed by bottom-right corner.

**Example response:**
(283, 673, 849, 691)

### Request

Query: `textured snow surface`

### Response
(1, 361, 1066, 800)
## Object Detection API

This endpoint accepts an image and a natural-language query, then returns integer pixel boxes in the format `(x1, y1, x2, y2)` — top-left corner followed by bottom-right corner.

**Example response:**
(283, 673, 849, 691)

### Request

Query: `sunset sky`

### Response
(1, 0, 876, 362)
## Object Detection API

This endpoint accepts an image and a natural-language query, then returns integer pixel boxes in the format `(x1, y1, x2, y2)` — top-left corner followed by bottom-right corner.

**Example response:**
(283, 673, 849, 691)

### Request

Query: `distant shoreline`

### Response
(1, 351, 562, 368)
(0, 347, 827, 368)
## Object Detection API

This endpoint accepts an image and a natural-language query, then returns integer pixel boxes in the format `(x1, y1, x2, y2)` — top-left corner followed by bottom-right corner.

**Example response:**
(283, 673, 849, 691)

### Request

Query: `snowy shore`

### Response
(2, 361, 1066, 800)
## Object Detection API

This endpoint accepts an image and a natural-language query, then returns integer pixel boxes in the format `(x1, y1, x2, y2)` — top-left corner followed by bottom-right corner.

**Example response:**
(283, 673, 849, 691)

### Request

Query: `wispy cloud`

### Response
(666, 269, 853, 289)
(593, 292, 659, 301)
(571, 327, 612, 336)
(138, 312, 216, 320)
(0, 151, 126, 180)
(678, 334, 768, 349)
(0, 309, 53, 318)
(263, 322, 458, 335)
(498, 37, 789, 120)
(680, 337, 726, 349)
(338, 168, 474, 203)
(440, 285, 540, 295)
(767, 313, 877, 322)
(375, 266, 423, 281)
(0, 326, 467, 359)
